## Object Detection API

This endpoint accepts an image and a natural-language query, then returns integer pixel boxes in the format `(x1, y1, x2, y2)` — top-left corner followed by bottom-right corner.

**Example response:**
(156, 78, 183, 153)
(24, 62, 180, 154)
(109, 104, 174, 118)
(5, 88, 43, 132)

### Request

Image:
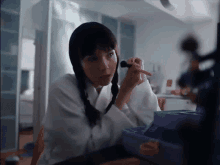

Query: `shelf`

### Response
(1, 91, 17, 95)
(1, 8, 20, 15)
(1, 54, 18, 71)
(1, 28, 19, 34)
(1, 51, 18, 56)
(1, 115, 16, 120)
(156, 94, 190, 100)
(0, 30, 19, 53)
(1, 71, 18, 92)
(1, 70, 18, 74)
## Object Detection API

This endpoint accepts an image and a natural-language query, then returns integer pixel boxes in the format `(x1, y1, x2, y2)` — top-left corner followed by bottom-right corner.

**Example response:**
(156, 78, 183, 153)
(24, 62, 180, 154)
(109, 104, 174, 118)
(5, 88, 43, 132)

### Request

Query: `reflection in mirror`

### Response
(19, 27, 36, 130)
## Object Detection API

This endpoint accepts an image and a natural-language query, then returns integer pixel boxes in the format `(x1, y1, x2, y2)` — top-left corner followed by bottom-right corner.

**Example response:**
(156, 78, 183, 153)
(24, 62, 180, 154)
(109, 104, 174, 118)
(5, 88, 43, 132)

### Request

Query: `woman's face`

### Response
(82, 48, 118, 88)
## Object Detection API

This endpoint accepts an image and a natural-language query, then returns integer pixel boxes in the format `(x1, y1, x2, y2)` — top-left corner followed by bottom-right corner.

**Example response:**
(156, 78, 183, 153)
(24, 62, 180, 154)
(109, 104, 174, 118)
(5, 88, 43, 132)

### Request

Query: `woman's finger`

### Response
(130, 63, 152, 76)
(134, 58, 142, 65)
(127, 57, 143, 65)
(132, 62, 142, 69)
(139, 69, 152, 76)
(127, 58, 135, 65)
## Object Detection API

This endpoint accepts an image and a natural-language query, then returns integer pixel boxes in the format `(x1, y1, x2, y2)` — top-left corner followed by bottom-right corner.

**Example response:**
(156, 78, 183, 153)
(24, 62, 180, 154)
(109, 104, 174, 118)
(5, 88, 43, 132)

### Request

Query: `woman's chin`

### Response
(92, 76, 113, 87)
(99, 81, 111, 86)
(99, 78, 113, 86)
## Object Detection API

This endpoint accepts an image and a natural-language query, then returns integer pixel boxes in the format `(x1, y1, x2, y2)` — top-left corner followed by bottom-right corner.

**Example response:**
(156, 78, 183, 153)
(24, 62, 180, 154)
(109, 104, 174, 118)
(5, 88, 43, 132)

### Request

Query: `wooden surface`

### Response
(55, 144, 158, 165)
(19, 130, 33, 165)
(100, 157, 140, 165)
(100, 157, 157, 165)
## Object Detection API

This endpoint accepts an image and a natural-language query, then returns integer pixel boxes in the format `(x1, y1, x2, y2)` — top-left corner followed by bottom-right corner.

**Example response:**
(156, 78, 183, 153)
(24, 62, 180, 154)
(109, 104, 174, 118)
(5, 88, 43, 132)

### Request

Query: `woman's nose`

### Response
(99, 59, 109, 70)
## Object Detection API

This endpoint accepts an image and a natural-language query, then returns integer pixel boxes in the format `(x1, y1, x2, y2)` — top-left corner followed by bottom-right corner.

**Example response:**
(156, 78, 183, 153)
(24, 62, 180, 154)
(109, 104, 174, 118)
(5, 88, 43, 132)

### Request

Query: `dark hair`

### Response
(69, 22, 119, 127)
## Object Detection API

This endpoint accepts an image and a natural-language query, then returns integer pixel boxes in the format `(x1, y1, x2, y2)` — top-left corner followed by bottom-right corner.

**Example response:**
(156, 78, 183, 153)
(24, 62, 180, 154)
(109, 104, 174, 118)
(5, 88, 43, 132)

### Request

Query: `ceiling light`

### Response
(160, 0, 176, 11)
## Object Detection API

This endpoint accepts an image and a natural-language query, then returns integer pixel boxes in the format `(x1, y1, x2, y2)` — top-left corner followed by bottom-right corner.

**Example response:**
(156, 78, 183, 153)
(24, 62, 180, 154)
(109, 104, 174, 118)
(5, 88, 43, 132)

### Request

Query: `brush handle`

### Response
(120, 61, 132, 68)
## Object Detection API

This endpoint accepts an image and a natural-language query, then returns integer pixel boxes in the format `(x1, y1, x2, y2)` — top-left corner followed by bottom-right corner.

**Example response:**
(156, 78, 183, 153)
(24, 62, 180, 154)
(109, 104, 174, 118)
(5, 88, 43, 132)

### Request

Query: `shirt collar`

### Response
(85, 79, 98, 107)
(85, 78, 112, 112)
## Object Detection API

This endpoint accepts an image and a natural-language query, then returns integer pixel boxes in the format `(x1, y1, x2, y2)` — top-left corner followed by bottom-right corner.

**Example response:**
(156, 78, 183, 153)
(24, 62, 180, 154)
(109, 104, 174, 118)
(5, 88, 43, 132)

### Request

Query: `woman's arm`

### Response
(126, 78, 161, 126)
(31, 126, 45, 165)
(116, 57, 160, 127)
(115, 85, 133, 110)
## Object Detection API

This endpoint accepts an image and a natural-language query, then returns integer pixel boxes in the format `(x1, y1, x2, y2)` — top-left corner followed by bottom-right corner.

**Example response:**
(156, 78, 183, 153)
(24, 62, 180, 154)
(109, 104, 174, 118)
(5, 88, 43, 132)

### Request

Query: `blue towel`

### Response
(20, 142, 35, 157)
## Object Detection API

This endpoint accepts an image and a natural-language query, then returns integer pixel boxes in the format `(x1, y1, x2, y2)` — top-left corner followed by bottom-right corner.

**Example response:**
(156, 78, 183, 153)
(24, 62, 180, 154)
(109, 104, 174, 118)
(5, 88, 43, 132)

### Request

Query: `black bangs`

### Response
(80, 26, 117, 59)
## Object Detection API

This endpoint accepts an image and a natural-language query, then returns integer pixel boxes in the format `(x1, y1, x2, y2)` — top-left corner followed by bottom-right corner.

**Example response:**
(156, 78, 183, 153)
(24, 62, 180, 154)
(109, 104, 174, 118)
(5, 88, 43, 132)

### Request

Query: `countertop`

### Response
(156, 94, 190, 100)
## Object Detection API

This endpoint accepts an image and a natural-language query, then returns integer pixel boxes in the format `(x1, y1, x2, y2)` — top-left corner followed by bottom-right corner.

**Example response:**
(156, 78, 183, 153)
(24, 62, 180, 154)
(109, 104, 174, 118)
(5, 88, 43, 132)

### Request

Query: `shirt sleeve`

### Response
(126, 79, 161, 126)
(42, 82, 138, 160)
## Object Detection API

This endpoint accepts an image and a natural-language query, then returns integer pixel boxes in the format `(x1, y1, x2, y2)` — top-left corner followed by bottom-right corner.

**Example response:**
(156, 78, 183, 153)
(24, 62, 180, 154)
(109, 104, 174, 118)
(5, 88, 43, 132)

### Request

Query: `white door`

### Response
(32, 0, 53, 142)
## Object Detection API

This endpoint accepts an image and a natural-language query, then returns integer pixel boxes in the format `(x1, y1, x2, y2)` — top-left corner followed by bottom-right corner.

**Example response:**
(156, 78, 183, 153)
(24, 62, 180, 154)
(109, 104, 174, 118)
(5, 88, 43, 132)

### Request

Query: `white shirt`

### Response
(39, 74, 160, 164)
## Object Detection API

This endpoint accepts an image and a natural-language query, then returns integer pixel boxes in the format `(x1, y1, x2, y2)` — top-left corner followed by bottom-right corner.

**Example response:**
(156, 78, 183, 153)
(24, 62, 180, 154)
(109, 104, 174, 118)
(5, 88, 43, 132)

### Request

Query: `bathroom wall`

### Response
(135, 4, 218, 91)
(49, 0, 136, 85)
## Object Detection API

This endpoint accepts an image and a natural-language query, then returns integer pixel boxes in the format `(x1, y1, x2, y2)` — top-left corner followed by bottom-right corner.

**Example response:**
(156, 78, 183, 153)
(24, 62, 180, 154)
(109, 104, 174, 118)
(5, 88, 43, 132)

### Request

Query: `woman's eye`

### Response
(108, 52, 114, 57)
(88, 56, 98, 62)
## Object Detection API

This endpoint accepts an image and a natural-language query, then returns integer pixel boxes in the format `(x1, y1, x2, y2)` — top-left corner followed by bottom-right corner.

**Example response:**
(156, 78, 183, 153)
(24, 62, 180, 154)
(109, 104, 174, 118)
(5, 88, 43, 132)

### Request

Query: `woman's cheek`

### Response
(112, 54, 117, 63)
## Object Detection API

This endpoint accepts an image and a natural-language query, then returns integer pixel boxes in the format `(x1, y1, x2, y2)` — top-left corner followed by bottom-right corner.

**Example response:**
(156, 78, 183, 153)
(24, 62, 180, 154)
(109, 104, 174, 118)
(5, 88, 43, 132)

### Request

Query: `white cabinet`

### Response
(1, 0, 21, 153)
(165, 98, 196, 111)
(157, 94, 197, 111)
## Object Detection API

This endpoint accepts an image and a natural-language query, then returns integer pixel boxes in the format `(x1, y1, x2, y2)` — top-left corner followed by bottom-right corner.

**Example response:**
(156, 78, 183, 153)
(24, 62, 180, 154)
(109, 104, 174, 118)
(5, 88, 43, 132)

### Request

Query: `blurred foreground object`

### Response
(100, 157, 140, 165)
(176, 8, 220, 163)
(140, 141, 160, 156)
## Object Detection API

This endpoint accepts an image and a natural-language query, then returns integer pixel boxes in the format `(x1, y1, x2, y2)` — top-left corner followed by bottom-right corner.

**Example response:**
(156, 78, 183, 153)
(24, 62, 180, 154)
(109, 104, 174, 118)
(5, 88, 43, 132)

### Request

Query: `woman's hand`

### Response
(122, 57, 152, 90)
(115, 57, 152, 110)
(31, 126, 45, 165)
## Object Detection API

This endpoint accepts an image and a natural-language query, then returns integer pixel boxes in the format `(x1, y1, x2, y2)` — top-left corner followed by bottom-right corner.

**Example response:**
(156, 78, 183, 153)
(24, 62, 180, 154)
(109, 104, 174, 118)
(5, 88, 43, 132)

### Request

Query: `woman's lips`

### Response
(100, 75, 111, 78)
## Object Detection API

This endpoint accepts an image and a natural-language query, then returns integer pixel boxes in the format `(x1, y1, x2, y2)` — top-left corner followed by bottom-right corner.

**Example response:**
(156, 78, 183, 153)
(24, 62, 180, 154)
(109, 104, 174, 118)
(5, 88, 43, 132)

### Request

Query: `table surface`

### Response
(156, 94, 189, 99)
(54, 145, 157, 165)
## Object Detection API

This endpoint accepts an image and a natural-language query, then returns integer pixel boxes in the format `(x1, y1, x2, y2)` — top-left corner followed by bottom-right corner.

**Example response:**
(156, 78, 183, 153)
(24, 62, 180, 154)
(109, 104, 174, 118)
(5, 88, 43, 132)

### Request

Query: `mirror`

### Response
(19, 27, 36, 131)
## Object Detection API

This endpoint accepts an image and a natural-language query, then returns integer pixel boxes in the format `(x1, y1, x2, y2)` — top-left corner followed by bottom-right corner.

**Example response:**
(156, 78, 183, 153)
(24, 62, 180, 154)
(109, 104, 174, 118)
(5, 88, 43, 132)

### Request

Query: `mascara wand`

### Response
(120, 61, 132, 68)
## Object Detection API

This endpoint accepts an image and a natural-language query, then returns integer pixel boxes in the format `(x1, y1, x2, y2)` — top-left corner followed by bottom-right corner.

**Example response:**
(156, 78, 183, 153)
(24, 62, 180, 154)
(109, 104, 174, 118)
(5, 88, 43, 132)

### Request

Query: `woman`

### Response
(37, 22, 161, 164)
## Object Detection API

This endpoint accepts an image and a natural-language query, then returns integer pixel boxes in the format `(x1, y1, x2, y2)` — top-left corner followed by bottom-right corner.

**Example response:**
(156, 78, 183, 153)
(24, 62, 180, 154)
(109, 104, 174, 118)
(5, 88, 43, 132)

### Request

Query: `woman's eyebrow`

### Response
(108, 49, 114, 53)
(84, 55, 96, 60)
